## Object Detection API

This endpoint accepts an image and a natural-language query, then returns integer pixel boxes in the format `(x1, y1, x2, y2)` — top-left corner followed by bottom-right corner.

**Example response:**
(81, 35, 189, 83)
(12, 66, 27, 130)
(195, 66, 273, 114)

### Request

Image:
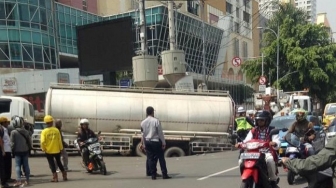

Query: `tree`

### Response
(242, 3, 336, 105)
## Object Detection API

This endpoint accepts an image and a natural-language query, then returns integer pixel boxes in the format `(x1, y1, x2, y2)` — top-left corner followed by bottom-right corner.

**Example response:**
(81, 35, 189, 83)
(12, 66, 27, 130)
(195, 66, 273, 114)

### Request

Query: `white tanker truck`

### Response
(44, 84, 235, 157)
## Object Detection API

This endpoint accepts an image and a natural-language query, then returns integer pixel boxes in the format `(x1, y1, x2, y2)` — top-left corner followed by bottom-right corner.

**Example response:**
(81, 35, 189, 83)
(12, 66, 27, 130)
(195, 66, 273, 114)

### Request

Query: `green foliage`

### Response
(242, 3, 336, 105)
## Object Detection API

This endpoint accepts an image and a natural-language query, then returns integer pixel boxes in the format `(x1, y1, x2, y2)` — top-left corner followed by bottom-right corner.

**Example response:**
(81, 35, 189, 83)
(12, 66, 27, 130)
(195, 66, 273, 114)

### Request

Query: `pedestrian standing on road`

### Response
(54, 119, 70, 172)
(0, 117, 10, 188)
(139, 137, 162, 177)
(10, 116, 31, 187)
(0, 117, 15, 184)
(141, 106, 171, 180)
(40, 115, 68, 182)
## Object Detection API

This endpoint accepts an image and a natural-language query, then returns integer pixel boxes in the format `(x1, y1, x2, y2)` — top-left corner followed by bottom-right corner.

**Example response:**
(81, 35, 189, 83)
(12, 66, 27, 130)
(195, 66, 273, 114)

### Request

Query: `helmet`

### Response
(80, 118, 89, 125)
(294, 109, 307, 122)
(237, 107, 246, 113)
(44, 115, 54, 123)
(254, 110, 272, 126)
(11, 116, 24, 129)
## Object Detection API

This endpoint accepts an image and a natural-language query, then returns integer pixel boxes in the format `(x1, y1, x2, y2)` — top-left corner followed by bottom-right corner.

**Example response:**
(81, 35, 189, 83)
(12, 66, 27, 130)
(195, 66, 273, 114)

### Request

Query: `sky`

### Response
(316, 0, 336, 38)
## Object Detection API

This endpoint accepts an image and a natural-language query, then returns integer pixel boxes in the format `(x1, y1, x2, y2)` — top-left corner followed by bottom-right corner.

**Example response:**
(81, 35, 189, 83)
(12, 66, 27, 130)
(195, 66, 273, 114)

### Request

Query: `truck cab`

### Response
(288, 94, 312, 113)
(0, 96, 35, 127)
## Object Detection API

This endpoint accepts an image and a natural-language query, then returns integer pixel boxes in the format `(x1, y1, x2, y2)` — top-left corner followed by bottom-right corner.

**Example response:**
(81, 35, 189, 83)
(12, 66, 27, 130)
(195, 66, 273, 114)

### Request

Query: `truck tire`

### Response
(164, 147, 185, 158)
(135, 142, 146, 157)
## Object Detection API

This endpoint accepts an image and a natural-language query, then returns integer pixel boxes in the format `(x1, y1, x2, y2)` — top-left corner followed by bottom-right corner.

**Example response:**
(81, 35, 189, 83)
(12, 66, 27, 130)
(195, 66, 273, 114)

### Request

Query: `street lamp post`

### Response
(258, 25, 280, 102)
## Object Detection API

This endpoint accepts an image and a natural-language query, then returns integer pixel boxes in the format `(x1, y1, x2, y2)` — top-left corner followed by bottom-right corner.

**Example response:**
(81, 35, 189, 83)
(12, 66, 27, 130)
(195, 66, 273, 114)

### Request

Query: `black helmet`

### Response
(254, 110, 272, 126)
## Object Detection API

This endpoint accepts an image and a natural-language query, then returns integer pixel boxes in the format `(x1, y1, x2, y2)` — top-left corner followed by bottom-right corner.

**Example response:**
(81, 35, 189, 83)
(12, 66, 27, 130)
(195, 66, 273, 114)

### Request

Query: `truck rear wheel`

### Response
(164, 147, 185, 158)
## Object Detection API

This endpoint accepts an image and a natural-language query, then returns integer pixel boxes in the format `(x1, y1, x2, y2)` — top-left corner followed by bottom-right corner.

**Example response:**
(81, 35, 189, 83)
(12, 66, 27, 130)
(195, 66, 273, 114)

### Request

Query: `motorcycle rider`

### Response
(234, 106, 255, 141)
(286, 109, 315, 156)
(235, 110, 280, 188)
(281, 136, 336, 188)
(77, 119, 97, 167)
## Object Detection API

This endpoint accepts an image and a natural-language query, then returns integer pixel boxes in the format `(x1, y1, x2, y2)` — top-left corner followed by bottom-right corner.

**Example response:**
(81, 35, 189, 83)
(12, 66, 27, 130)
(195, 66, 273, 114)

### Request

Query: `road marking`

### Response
(197, 166, 239, 180)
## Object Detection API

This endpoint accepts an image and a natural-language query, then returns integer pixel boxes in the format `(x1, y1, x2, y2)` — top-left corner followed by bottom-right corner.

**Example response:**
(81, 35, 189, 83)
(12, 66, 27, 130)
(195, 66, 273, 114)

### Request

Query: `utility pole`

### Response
(200, 0, 206, 85)
(261, 53, 264, 76)
(139, 0, 147, 55)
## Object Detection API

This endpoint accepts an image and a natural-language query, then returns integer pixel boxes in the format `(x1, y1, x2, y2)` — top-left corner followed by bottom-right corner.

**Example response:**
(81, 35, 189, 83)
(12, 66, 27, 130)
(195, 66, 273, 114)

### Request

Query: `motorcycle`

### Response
(282, 131, 307, 185)
(238, 139, 275, 188)
(74, 131, 107, 175)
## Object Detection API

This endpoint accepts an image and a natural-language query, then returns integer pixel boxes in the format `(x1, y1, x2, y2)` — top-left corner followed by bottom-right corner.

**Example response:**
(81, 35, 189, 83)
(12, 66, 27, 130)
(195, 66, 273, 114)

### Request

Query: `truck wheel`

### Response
(135, 142, 146, 157)
(164, 147, 185, 158)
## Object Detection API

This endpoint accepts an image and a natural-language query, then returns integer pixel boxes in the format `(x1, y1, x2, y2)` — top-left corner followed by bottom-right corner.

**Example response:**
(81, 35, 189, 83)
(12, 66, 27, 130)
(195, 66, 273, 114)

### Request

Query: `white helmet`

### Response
(11, 116, 24, 129)
(80, 118, 89, 125)
(237, 107, 246, 113)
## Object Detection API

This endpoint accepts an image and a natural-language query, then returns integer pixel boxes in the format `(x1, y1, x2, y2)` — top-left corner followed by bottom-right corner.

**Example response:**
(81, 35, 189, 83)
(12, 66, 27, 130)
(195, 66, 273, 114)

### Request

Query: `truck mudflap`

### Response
(31, 131, 132, 155)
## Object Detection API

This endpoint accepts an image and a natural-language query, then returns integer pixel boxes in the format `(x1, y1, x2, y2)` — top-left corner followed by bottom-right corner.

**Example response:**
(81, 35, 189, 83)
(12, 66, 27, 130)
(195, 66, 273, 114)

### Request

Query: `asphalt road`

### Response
(6, 151, 308, 188)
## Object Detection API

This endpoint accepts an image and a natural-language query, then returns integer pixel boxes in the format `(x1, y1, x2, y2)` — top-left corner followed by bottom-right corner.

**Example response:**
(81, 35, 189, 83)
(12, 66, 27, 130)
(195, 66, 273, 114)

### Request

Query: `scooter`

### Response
(75, 132, 107, 175)
(282, 129, 318, 185)
(238, 139, 274, 188)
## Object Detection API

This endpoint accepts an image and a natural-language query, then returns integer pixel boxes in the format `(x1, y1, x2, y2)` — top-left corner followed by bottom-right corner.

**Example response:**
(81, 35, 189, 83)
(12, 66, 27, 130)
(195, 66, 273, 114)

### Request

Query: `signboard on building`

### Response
(175, 75, 194, 92)
(2, 77, 17, 94)
(119, 79, 132, 88)
(57, 73, 70, 83)
(82, 79, 100, 85)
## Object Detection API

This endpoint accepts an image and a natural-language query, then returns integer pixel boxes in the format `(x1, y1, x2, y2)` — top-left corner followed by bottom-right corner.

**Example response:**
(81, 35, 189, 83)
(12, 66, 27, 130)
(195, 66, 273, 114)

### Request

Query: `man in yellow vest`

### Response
(234, 107, 255, 141)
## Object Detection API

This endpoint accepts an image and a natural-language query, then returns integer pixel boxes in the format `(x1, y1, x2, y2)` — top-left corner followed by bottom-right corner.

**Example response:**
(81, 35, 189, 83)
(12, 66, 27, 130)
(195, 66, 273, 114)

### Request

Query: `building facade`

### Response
(0, 0, 261, 91)
(0, 0, 101, 72)
(294, 0, 316, 23)
(96, 0, 259, 83)
(316, 12, 334, 42)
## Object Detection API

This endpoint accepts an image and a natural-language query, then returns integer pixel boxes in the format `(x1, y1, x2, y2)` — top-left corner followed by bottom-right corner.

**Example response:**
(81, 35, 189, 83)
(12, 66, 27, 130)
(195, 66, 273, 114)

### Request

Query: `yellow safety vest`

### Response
(235, 117, 253, 131)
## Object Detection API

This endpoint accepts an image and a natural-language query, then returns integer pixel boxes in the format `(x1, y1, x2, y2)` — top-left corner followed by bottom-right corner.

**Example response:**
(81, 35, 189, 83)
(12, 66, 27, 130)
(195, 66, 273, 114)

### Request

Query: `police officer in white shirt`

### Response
(141, 106, 171, 180)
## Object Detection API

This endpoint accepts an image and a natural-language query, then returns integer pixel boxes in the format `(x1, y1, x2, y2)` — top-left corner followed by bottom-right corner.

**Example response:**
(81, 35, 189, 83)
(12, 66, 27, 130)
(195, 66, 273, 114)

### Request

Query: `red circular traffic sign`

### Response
(232, 57, 242, 67)
(259, 76, 267, 85)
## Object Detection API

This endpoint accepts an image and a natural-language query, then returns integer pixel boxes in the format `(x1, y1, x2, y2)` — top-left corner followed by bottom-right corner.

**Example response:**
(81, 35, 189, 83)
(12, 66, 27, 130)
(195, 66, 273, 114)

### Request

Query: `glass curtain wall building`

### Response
(0, 0, 100, 70)
(105, 6, 224, 74)
(0, 1, 223, 75)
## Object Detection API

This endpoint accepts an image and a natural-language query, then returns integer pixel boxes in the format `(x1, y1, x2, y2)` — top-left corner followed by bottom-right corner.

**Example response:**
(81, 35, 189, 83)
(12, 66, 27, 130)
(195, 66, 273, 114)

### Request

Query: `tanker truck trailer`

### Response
(45, 84, 235, 157)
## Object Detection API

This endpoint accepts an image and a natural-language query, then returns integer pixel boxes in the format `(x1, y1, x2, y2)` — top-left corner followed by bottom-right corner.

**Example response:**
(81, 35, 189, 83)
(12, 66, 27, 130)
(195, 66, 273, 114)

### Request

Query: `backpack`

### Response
(0, 125, 4, 138)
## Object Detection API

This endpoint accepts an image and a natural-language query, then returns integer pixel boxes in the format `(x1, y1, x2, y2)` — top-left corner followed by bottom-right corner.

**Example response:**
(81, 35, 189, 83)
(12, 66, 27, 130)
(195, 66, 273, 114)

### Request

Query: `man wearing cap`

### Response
(54, 119, 69, 172)
(40, 115, 67, 182)
(141, 106, 171, 180)
(0, 117, 14, 184)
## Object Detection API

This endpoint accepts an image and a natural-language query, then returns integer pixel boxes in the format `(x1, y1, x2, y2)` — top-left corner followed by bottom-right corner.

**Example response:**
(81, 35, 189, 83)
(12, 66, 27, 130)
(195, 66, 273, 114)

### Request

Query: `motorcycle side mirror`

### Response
(98, 131, 101, 135)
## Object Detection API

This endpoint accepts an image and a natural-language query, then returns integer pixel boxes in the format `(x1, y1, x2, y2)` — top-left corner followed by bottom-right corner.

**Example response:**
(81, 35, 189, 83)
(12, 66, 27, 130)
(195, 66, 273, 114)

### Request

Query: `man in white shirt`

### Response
(141, 106, 171, 180)
(0, 117, 13, 187)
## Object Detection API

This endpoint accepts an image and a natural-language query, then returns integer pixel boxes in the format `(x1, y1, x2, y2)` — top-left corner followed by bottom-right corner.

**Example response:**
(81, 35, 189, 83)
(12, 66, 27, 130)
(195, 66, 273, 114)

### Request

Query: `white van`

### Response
(0, 96, 35, 126)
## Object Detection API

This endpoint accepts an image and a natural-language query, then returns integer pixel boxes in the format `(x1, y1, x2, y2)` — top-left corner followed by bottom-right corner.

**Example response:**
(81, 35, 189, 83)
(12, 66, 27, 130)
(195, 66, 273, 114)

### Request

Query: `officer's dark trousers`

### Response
(3, 152, 12, 181)
(0, 152, 7, 186)
(145, 141, 168, 177)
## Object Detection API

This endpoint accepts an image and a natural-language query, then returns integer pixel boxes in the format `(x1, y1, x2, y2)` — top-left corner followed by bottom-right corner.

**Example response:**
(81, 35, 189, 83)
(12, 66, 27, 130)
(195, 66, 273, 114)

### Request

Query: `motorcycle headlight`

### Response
(93, 150, 101, 155)
(246, 142, 262, 150)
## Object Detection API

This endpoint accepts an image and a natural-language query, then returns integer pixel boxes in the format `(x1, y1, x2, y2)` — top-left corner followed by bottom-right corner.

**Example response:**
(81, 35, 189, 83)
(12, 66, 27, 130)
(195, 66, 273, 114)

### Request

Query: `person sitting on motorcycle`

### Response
(234, 106, 255, 141)
(235, 110, 280, 188)
(77, 119, 97, 166)
(286, 109, 315, 156)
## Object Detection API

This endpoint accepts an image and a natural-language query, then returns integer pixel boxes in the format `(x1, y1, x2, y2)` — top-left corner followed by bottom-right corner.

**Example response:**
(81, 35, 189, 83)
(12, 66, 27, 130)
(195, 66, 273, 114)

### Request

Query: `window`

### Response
(235, 22, 240, 33)
(243, 0, 250, 8)
(226, 2, 232, 14)
(209, 13, 219, 25)
(242, 41, 248, 59)
(233, 38, 239, 57)
(0, 100, 11, 113)
(187, 1, 199, 16)
(236, 7, 239, 18)
(243, 11, 250, 23)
